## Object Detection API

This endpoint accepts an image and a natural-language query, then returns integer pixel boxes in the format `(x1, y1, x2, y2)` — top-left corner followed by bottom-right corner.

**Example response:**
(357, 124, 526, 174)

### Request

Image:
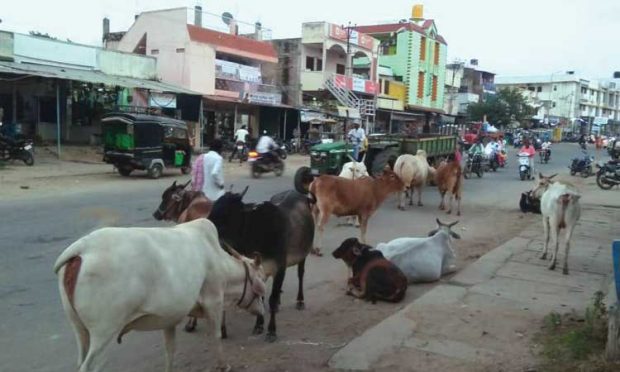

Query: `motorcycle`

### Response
(274, 138, 288, 160)
(595, 160, 620, 190)
(0, 122, 35, 166)
(517, 153, 532, 181)
(229, 141, 249, 163)
(463, 153, 484, 178)
(248, 148, 285, 178)
(538, 148, 551, 164)
(569, 151, 594, 178)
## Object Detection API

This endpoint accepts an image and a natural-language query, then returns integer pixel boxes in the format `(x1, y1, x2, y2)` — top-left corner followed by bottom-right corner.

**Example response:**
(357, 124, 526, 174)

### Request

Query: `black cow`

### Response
(206, 188, 314, 342)
(519, 191, 541, 214)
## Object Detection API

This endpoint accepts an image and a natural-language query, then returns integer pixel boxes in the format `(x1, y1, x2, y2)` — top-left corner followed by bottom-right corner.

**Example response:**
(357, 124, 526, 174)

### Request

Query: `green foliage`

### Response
(467, 87, 535, 128)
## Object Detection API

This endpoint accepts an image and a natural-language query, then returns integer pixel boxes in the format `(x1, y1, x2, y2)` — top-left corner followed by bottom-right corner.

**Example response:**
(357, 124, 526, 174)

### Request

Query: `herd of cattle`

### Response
(52, 149, 581, 371)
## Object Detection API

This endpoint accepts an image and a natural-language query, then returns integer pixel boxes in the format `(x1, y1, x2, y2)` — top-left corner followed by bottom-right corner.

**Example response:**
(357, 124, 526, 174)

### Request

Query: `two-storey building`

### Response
(109, 7, 293, 143)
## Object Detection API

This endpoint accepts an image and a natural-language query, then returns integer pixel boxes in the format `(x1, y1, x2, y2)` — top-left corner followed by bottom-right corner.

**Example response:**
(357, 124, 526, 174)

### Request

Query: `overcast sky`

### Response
(2, 0, 619, 79)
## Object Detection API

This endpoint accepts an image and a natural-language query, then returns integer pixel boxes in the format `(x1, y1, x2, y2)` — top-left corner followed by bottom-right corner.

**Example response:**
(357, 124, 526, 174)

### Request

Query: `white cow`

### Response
(393, 150, 433, 210)
(531, 173, 581, 275)
(376, 219, 461, 282)
(54, 218, 266, 372)
(338, 155, 369, 226)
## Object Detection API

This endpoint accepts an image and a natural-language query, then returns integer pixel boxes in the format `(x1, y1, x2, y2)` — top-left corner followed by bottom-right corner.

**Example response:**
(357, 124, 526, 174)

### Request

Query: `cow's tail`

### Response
(557, 193, 580, 229)
(306, 191, 317, 209)
(55, 242, 90, 357)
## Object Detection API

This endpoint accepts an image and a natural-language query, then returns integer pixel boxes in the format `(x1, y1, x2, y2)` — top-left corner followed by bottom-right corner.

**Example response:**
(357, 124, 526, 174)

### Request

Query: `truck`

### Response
(294, 133, 457, 192)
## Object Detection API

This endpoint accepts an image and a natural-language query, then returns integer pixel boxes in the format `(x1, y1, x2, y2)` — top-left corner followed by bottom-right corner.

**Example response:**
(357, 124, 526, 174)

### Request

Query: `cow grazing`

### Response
(332, 237, 408, 303)
(376, 219, 461, 283)
(205, 188, 315, 342)
(309, 169, 404, 254)
(54, 219, 266, 372)
(338, 155, 369, 226)
(153, 180, 213, 222)
(531, 173, 582, 275)
(393, 150, 433, 210)
(434, 159, 463, 216)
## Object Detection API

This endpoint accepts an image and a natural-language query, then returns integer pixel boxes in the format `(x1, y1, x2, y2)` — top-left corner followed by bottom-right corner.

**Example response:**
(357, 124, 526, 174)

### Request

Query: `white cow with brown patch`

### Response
(54, 219, 266, 372)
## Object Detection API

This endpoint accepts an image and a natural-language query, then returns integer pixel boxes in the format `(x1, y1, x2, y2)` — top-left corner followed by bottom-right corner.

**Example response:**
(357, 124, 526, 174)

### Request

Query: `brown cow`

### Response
(153, 180, 213, 223)
(309, 169, 404, 254)
(435, 159, 463, 216)
(332, 237, 407, 303)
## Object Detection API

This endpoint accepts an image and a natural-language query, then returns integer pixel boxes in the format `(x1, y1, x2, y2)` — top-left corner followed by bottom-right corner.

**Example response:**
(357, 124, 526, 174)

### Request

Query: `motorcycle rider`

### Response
(541, 139, 552, 160)
(578, 134, 587, 150)
(519, 139, 536, 174)
(256, 130, 281, 165)
(229, 125, 250, 162)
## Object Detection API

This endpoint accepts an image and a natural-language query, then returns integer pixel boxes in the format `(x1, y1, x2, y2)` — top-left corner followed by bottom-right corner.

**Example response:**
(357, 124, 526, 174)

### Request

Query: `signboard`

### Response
(149, 93, 176, 108)
(328, 24, 374, 50)
(247, 92, 281, 105)
(333, 74, 378, 95)
(215, 59, 262, 83)
(300, 110, 327, 123)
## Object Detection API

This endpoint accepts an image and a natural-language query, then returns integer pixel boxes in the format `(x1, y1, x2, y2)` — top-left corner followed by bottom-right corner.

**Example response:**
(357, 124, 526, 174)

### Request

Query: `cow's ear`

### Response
(450, 231, 462, 240)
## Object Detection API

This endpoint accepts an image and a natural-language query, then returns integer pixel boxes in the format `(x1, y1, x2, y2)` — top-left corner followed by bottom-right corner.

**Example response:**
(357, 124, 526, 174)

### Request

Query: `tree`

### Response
(467, 87, 535, 128)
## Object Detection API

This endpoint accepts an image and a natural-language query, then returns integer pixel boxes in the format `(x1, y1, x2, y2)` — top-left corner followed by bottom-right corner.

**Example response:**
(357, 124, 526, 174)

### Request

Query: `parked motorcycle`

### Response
(463, 153, 484, 178)
(538, 149, 551, 164)
(569, 151, 594, 178)
(274, 138, 288, 159)
(0, 123, 34, 166)
(517, 153, 532, 181)
(248, 149, 285, 178)
(595, 160, 620, 190)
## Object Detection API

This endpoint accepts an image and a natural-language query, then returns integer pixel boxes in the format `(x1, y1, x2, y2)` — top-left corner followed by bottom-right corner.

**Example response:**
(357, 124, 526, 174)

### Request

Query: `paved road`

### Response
(0, 143, 599, 371)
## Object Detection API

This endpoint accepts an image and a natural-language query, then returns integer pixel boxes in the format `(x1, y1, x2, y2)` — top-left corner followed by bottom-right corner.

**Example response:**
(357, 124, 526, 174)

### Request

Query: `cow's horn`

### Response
(240, 185, 249, 198)
(436, 218, 445, 226)
(182, 179, 191, 189)
(361, 152, 366, 163)
(221, 240, 242, 260)
(347, 154, 356, 162)
(449, 221, 459, 228)
(172, 180, 177, 187)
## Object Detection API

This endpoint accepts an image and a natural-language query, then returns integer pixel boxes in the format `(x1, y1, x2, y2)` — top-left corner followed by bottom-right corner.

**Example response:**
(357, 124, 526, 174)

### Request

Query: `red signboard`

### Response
(333, 74, 378, 96)
(328, 24, 374, 51)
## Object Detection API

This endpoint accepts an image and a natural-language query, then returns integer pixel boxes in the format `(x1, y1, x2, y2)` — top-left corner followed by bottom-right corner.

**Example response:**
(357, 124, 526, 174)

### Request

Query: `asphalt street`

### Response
(0, 142, 601, 371)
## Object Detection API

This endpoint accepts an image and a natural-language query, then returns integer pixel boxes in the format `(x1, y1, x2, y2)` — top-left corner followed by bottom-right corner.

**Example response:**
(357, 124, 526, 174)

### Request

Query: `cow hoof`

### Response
(447, 210, 452, 215)
(562, 267, 569, 275)
(457, 211, 461, 216)
(221, 327, 228, 339)
(540, 253, 547, 260)
(296, 301, 305, 310)
(548, 262, 556, 271)
(265, 332, 277, 343)
(214, 364, 231, 372)
(417, 202, 423, 207)
(311, 248, 323, 256)
(253, 325, 264, 335)
(398, 206, 405, 211)
(184, 321, 197, 333)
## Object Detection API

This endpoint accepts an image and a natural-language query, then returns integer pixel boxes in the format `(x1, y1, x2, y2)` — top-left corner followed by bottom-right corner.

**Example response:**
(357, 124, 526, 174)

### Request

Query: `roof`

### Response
(187, 25, 278, 63)
(495, 74, 583, 85)
(355, 21, 447, 45)
(0, 61, 200, 95)
(102, 112, 187, 128)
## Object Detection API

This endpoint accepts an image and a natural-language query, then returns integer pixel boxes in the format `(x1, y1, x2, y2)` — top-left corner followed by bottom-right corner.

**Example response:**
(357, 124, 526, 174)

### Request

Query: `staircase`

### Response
(324, 74, 376, 124)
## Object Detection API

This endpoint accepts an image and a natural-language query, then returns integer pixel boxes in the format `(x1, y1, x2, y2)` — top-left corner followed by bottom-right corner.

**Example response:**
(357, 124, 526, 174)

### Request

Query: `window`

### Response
(383, 80, 390, 95)
(431, 75, 438, 101)
(417, 72, 425, 98)
(528, 86, 535, 92)
(176, 48, 185, 53)
(420, 36, 427, 61)
(553, 85, 557, 91)
(305, 57, 322, 71)
(537, 86, 542, 92)
(336, 64, 345, 75)
(581, 87, 587, 94)
(552, 102, 556, 108)
(150, 49, 159, 55)
(433, 42, 440, 65)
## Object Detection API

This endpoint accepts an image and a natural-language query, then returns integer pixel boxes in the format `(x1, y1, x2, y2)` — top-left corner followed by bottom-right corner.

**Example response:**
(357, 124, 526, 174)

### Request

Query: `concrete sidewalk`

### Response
(329, 204, 619, 371)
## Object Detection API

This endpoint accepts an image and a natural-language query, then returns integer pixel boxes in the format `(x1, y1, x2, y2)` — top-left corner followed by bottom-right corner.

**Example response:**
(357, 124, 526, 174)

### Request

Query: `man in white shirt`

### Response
(191, 139, 225, 201)
(256, 131, 279, 164)
(229, 125, 250, 162)
(347, 122, 366, 161)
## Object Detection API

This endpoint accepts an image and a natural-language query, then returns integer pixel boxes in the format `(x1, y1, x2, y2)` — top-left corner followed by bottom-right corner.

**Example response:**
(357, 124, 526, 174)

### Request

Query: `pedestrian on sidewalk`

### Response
(191, 139, 225, 201)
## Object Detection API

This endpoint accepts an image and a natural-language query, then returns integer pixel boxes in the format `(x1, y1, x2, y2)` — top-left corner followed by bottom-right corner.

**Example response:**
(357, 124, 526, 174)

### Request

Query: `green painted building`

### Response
(356, 19, 447, 116)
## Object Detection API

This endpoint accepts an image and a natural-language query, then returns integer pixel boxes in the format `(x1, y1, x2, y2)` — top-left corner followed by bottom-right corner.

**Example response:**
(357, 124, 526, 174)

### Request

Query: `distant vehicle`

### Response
(102, 113, 192, 179)
(0, 121, 34, 166)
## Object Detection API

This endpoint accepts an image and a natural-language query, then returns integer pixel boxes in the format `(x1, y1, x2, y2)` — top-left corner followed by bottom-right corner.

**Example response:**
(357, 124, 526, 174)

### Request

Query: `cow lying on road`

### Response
(377, 219, 461, 283)
(309, 169, 403, 254)
(54, 219, 266, 372)
(332, 237, 408, 303)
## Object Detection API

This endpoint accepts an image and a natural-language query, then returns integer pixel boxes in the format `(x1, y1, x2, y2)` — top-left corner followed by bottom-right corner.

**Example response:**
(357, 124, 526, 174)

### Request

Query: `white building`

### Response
(495, 73, 620, 128)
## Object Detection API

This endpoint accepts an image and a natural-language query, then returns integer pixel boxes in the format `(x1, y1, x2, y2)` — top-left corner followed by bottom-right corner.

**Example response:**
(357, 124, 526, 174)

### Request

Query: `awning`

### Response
(406, 104, 445, 115)
(203, 94, 295, 109)
(0, 61, 200, 95)
(377, 108, 424, 121)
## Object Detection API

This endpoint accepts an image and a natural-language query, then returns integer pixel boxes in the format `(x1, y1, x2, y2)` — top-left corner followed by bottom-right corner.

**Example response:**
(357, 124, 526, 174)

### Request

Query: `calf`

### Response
(376, 219, 461, 283)
(531, 173, 581, 274)
(153, 180, 213, 222)
(333, 237, 408, 303)
(434, 159, 463, 215)
(394, 150, 432, 209)
(54, 219, 266, 372)
(309, 169, 404, 254)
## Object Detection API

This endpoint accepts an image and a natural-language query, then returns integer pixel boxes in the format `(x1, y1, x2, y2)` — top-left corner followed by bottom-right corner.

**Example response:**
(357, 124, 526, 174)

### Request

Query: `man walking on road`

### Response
(191, 139, 225, 201)
(347, 122, 366, 161)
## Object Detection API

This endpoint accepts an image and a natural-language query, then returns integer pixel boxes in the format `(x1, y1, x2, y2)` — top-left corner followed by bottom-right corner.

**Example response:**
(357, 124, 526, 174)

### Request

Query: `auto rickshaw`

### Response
(102, 113, 192, 179)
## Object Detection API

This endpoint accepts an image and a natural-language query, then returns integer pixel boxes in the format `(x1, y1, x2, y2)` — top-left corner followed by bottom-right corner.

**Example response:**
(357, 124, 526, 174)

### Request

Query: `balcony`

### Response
(214, 59, 282, 105)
